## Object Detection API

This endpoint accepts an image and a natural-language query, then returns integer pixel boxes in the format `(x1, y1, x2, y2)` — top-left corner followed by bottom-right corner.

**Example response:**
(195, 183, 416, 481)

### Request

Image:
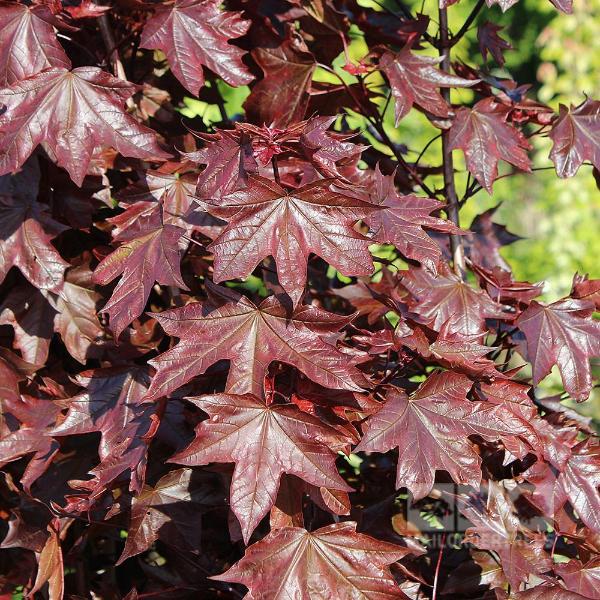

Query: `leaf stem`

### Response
(438, 5, 466, 277)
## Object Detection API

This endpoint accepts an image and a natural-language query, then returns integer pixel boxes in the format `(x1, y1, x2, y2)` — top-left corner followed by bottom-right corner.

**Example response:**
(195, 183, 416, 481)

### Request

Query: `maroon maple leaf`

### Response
(0, 193, 67, 292)
(557, 442, 600, 532)
(214, 522, 413, 598)
(145, 284, 367, 401)
(53, 262, 106, 363)
(366, 166, 462, 269)
(335, 270, 397, 325)
(554, 558, 600, 598)
(516, 298, 600, 401)
(30, 526, 63, 600)
(475, 379, 574, 467)
(571, 272, 600, 310)
(0, 3, 70, 86)
(549, 98, 600, 178)
(427, 321, 503, 379)
(171, 393, 352, 543)
(244, 29, 316, 128)
(205, 175, 378, 301)
(140, 0, 253, 96)
(185, 128, 258, 200)
(298, 116, 368, 182)
(478, 22, 512, 67)
(52, 367, 157, 497)
(447, 98, 532, 193)
(355, 371, 527, 499)
(117, 468, 224, 564)
(0, 284, 55, 366)
(401, 264, 507, 336)
(93, 212, 187, 339)
(379, 45, 475, 124)
(474, 266, 544, 308)
(467, 205, 523, 271)
(63, 0, 110, 19)
(459, 482, 552, 589)
(0, 67, 169, 186)
(0, 391, 60, 490)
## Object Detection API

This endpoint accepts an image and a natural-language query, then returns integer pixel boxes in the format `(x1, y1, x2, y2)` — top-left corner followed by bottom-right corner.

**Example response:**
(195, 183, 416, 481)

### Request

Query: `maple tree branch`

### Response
(438, 6, 466, 277)
(317, 64, 437, 197)
(448, 0, 486, 47)
(95, 2, 127, 81)
(207, 72, 229, 123)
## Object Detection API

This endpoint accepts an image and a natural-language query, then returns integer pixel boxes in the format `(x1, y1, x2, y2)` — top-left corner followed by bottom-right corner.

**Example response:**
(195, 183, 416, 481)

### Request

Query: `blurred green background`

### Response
(182, 0, 600, 415)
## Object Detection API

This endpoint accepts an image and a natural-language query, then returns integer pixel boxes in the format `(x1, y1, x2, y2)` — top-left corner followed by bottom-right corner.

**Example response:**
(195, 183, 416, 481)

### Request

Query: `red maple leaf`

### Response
(244, 28, 316, 128)
(0, 193, 67, 292)
(93, 211, 187, 339)
(140, 0, 253, 96)
(171, 393, 353, 543)
(205, 175, 378, 301)
(401, 264, 508, 336)
(549, 98, 600, 178)
(356, 371, 527, 499)
(0, 3, 70, 86)
(366, 165, 463, 269)
(379, 45, 475, 124)
(52, 367, 158, 497)
(516, 298, 600, 401)
(213, 522, 414, 598)
(459, 481, 552, 589)
(145, 284, 368, 401)
(0, 67, 169, 186)
(478, 22, 512, 67)
(447, 98, 531, 193)
(117, 468, 224, 564)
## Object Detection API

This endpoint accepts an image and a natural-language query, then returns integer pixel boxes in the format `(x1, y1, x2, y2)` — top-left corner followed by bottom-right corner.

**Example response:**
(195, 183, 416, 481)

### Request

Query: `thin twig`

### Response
(207, 72, 229, 123)
(448, 0, 486, 47)
(94, 1, 134, 108)
(438, 6, 466, 277)
(414, 134, 442, 169)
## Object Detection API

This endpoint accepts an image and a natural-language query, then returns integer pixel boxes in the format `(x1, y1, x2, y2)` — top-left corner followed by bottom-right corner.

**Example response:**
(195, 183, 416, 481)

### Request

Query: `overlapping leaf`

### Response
(549, 98, 600, 178)
(214, 522, 414, 599)
(516, 298, 600, 401)
(171, 393, 352, 543)
(93, 212, 187, 339)
(117, 468, 224, 564)
(379, 45, 475, 124)
(0, 67, 168, 185)
(447, 98, 532, 193)
(244, 30, 316, 127)
(0, 193, 67, 292)
(356, 371, 529, 499)
(140, 0, 253, 95)
(365, 166, 462, 269)
(0, 3, 70, 86)
(401, 264, 507, 336)
(205, 175, 378, 301)
(52, 367, 157, 496)
(145, 284, 367, 401)
(459, 482, 552, 589)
